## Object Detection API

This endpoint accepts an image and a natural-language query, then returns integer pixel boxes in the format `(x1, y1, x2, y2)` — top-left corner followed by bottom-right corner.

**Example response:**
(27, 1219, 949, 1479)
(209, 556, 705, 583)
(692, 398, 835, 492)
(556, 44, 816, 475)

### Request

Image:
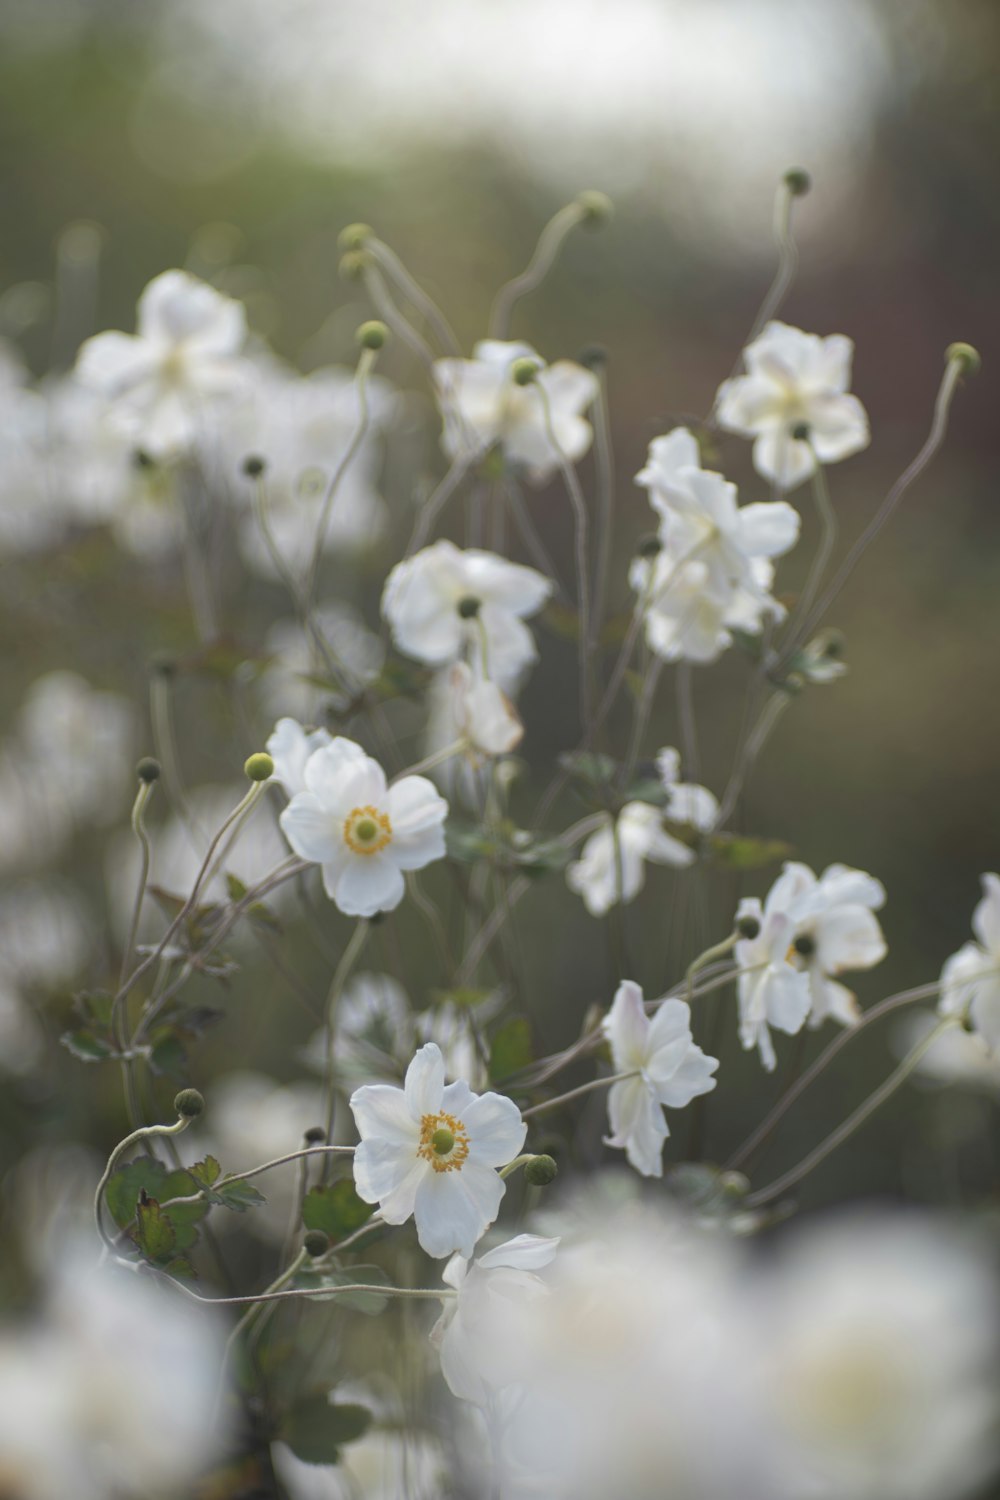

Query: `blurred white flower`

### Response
(566, 802, 693, 917)
(938, 873, 1000, 1051)
(280, 737, 448, 917)
(351, 1041, 525, 1258)
(432, 1233, 559, 1405)
(382, 540, 552, 691)
(0, 1251, 228, 1500)
(656, 745, 719, 831)
(780, 861, 887, 1028)
(266, 715, 333, 797)
(715, 321, 869, 490)
(434, 661, 524, 757)
(734, 876, 813, 1071)
(601, 980, 718, 1176)
(896, 1011, 1000, 1097)
(273, 1426, 448, 1500)
(75, 269, 249, 456)
(260, 604, 385, 722)
(433, 340, 598, 482)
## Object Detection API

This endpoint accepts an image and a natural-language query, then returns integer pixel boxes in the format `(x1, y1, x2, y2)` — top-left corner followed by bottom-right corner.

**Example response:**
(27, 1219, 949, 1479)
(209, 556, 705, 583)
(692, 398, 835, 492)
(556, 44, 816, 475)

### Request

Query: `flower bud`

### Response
(524, 1154, 558, 1187)
(511, 357, 541, 387)
(578, 343, 608, 369)
(946, 342, 981, 376)
(244, 752, 275, 782)
(242, 454, 266, 478)
(135, 757, 161, 784)
(457, 595, 482, 619)
(736, 914, 760, 940)
(303, 1125, 327, 1144)
(357, 319, 389, 351)
(303, 1229, 330, 1258)
(636, 533, 663, 559)
(576, 190, 613, 227)
(338, 222, 373, 252)
(783, 167, 811, 197)
(339, 250, 372, 282)
(174, 1088, 204, 1119)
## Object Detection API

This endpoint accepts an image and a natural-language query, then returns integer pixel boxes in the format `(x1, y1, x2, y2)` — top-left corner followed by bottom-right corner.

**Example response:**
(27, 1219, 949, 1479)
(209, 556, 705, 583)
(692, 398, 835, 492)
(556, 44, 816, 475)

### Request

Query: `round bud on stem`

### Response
(303, 1125, 327, 1145)
(136, 757, 161, 784)
(511, 357, 541, 387)
(736, 914, 761, 941)
(636, 533, 663, 559)
(242, 454, 266, 478)
(357, 319, 389, 351)
(576, 190, 614, 227)
(457, 595, 482, 620)
(338, 222, 373, 252)
(244, 752, 275, 783)
(790, 421, 811, 443)
(945, 342, 981, 377)
(303, 1229, 330, 1258)
(783, 168, 812, 197)
(339, 250, 372, 282)
(174, 1088, 204, 1119)
(524, 1154, 558, 1187)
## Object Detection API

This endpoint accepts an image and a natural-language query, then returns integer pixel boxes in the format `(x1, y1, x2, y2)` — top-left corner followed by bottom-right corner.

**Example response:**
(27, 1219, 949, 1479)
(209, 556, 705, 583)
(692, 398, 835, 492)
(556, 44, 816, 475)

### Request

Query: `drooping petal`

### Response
(477, 1234, 560, 1272)
(603, 980, 651, 1071)
(332, 854, 405, 917)
(654, 1045, 719, 1108)
(972, 874, 1000, 958)
(606, 1075, 667, 1177)
(736, 501, 801, 559)
(279, 793, 340, 865)
(752, 429, 817, 491)
(815, 905, 887, 974)
(414, 1160, 505, 1259)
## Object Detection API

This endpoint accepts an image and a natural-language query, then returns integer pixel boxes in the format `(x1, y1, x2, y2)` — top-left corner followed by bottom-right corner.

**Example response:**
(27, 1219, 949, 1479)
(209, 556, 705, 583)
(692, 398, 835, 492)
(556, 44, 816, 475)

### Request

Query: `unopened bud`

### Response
(457, 595, 482, 619)
(636, 533, 663, 559)
(339, 250, 371, 282)
(242, 454, 266, 478)
(783, 168, 812, 197)
(303, 1229, 330, 1258)
(524, 1154, 558, 1187)
(576, 190, 613, 227)
(136, 757, 161, 784)
(578, 344, 608, 369)
(511, 357, 541, 387)
(357, 319, 388, 351)
(946, 342, 981, 376)
(338, 222, 372, 252)
(174, 1088, 204, 1119)
(303, 1125, 326, 1145)
(736, 914, 760, 941)
(244, 752, 275, 782)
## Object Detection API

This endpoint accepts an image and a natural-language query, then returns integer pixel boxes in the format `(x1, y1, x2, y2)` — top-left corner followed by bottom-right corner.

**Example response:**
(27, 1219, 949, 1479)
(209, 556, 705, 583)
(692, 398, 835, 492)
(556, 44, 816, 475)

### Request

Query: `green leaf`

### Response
(60, 1027, 115, 1062)
(445, 821, 499, 864)
(558, 750, 617, 788)
(226, 873, 248, 902)
(292, 1265, 391, 1315)
(302, 1181, 374, 1240)
(132, 1194, 177, 1264)
(708, 833, 793, 871)
(148, 1030, 188, 1079)
(623, 777, 668, 807)
(489, 1017, 533, 1082)
(216, 1178, 266, 1212)
(188, 1156, 222, 1189)
(105, 1158, 209, 1238)
(281, 1396, 372, 1464)
(429, 987, 494, 1010)
(511, 836, 573, 879)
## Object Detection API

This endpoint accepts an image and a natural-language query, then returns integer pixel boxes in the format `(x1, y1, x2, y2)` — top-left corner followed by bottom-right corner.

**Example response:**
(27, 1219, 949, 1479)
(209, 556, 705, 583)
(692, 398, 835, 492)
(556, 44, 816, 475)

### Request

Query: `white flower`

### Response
(938, 873, 1000, 1051)
(76, 269, 248, 457)
(433, 661, 524, 758)
(601, 981, 719, 1176)
(279, 738, 448, 918)
(260, 604, 385, 722)
(350, 1042, 526, 1258)
(715, 321, 870, 489)
(734, 873, 814, 1070)
(656, 746, 718, 832)
(266, 716, 333, 797)
(781, 862, 888, 1028)
(433, 340, 598, 482)
(432, 1233, 560, 1405)
(566, 803, 694, 917)
(382, 540, 552, 690)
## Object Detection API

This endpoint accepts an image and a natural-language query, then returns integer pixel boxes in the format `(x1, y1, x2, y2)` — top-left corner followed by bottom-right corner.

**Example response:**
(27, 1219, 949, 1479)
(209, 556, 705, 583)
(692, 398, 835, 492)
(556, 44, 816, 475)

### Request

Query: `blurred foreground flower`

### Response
(939, 873, 1000, 1050)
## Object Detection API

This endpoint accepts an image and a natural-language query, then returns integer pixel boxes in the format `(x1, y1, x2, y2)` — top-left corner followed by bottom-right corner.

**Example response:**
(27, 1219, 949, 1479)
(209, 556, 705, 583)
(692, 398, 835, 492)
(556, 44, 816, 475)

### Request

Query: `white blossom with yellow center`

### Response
(279, 736, 448, 918)
(351, 1042, 526, 1259)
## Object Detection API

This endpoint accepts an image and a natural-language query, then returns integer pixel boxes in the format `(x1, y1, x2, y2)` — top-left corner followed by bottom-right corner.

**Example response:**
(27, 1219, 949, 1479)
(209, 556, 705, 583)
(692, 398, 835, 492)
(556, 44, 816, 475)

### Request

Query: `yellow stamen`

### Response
(343, 804, 392, 856)
(417, 1111, 469, 1173)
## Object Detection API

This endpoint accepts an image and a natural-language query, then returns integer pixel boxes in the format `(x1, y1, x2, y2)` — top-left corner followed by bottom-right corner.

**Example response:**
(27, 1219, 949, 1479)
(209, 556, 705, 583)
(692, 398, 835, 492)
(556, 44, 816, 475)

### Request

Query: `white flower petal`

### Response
(333, 854, 405, 917)
(414, 1161, 504, 1259)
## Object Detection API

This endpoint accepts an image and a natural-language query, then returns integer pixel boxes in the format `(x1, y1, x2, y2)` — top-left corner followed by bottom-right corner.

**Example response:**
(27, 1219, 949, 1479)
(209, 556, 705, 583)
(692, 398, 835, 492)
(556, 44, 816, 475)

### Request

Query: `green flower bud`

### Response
(457, 595, 482, 619)
(339, 250, 372, 282)
(303, 1229, 330, 1258)
(576, 190, 613, 227)
(524, 1154, 558, 1187)
(174, 1088, 204, 1119)
(244, 752, 275, 782)
(946, 342, 981, 376)
(783, 167, 812, 197)
(338, 222, 373, 252)
(357, 319, 389, 351)
(242, 453, 266, 478)
(636, 533, 663, 559)
(736, 914, 760, 941)
(303, 1125, 327, 1144)
(511, 356, 541, 387)
(136, 757, 161, 784)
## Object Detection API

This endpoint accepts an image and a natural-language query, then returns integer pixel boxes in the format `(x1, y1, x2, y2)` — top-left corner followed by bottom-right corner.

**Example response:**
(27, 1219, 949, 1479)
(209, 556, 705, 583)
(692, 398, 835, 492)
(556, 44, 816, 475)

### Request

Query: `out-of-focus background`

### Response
(1, 0, 998, 1275)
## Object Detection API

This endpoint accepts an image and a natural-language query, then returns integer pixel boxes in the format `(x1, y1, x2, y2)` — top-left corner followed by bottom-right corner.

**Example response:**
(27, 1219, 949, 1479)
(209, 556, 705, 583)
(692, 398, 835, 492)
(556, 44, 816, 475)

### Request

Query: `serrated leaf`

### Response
(302, 1181, 374, 1240)
(708, 833, 793, 871)
(132, 1194, 177, 1263)
(216, 1178, 266, 1212)
(188, 1156, 222, 1189)
(489, 1017, 533, 1082)
(281, 1396, 372, 1464)
(106, 1159, 209, 1237)
(292, 1266, 390, 1315)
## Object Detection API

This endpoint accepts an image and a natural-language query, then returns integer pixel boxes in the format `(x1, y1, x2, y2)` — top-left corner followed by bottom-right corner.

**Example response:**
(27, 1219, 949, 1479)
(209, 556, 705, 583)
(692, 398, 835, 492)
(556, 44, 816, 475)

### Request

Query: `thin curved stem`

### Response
(489, 202, 586, 339)
(304, 348, 376, 610)
(522, 1069, 639, 1120)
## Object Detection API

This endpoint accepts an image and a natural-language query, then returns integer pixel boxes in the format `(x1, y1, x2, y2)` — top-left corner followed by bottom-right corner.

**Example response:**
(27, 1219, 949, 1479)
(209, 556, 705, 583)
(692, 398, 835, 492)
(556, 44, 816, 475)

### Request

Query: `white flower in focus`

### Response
(938, 873, 1000, 1051)
(735, 1213, 1000, 1500)
(734, 874, 813, 1071)
(566, 802, 694, 917)
(433, 340, 598, 482)
(266, 716, 333, 797)
(382, 540, 552, 691)
(602, 981, 719, 1177)
(76, 270, 248, 457)
(279, 738, 448, 918)
(350, 1042, 526, 1258)
(783, 862, 887, 1028)
(656, 746, 719, 832)
(432, 1233, 559, 1405)
(715, 321, 870, 489)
